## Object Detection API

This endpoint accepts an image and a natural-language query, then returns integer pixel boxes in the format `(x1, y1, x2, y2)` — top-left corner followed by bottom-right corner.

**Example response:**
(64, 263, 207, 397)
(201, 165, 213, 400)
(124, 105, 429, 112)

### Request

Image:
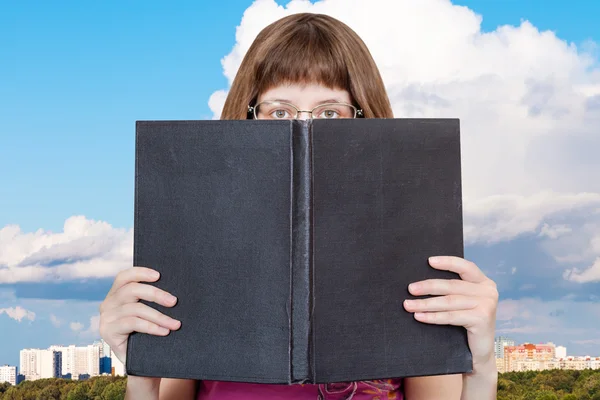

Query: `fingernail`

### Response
(414, 312, 426, 319)
(408, 283, 420, 292)
(150, 270, 160, 279)
(404, 299, 414, 306)
(429, 256, 441, 265)
(166, 294, 177, 304)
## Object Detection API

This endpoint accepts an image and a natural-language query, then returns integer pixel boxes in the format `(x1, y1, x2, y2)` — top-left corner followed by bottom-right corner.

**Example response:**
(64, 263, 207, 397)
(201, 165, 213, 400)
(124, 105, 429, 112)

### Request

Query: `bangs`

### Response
(253, 21, 351, 96)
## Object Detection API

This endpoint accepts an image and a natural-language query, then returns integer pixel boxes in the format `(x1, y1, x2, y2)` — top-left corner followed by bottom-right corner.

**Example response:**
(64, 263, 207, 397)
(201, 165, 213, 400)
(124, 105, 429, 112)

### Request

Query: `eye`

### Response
(313, 104, 355, 119)
(255, 102, 296, 119)
(320, 109, 340, 119)
(271, 109, 292, 119)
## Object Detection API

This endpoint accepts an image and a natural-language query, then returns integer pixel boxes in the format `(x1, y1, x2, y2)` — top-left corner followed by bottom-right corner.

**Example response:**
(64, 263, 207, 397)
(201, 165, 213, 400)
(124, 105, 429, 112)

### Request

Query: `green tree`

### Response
(59, 383, 76, 400)
(574, 372, 600, 399)
(561, 395, 578, 400)
(498, 377, 520, 394)
(87, 378, 112, 400)
(22, 387, 40, 400)
(533, 370, 577, 393)
(36, 383, 61, 400)
(65, 384, 89, 400)
(2, 386, 23, 400)
(522, 390, 541, 400)
(536, 391, 558, 400)
(100, 380, 125, 400)
(0, 382, 12, 394)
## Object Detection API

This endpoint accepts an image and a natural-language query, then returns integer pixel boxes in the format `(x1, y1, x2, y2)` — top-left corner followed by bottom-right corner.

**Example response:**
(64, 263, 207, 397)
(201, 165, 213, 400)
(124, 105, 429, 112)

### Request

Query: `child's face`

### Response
(257, 83, 353, 120)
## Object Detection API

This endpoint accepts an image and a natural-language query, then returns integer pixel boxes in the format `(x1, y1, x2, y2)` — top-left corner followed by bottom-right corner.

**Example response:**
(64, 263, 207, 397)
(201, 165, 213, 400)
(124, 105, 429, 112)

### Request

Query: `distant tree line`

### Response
(0, 376, 125, 400)
(498, 368, 600, 400)
(0, 368, 598, 399)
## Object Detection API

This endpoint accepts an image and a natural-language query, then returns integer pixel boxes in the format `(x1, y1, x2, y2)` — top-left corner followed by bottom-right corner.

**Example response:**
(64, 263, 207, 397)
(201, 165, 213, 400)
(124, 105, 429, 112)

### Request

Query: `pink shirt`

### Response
(198, 379, 404, 399)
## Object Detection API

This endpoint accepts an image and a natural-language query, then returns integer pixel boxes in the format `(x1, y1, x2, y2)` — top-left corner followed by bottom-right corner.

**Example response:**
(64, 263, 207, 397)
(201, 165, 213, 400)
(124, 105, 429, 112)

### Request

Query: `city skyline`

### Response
(0, 336, 598, 387)
(0, 339, 124, 386)
(2, 0, 600, 369)
(494, 337, 600, 373)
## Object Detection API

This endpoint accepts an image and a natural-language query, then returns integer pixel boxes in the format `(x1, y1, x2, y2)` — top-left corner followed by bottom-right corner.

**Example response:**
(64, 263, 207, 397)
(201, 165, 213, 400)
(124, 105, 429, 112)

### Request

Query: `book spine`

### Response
(126, 122, 142, 376)
(290, 120, 313, 383)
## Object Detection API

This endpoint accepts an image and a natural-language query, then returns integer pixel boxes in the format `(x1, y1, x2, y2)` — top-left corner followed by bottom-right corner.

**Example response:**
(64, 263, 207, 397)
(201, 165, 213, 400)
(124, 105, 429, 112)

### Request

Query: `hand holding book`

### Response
(99, 266, 181, 364)
(402, 256, 499, 399)
(403, 255, 498, 369)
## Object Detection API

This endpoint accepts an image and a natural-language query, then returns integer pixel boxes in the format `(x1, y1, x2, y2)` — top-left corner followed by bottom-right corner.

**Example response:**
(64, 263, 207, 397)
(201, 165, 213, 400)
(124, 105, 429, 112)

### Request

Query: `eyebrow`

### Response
(263, 98, 349, 105)
(319, 98, 348, 104)
(266, 98, 293, 104)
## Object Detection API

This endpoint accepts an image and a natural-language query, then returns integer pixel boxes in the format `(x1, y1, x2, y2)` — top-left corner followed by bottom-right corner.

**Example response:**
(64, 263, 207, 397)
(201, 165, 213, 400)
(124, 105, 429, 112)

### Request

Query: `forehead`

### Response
(258, 83, 352, 105)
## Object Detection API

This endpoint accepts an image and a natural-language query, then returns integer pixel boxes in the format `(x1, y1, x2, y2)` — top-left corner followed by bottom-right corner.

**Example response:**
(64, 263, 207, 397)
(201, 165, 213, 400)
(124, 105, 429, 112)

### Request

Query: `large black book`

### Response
(126, 118, 473, 384)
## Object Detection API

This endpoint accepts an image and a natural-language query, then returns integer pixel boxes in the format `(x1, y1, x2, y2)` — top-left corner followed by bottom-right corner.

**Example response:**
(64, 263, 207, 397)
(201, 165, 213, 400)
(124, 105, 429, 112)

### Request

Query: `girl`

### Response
(99, 13, 498, 400)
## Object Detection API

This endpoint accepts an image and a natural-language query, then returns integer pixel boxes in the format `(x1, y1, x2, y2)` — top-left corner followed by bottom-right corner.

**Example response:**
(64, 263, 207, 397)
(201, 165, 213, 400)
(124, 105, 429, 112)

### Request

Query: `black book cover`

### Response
(126, 118, 473, 384)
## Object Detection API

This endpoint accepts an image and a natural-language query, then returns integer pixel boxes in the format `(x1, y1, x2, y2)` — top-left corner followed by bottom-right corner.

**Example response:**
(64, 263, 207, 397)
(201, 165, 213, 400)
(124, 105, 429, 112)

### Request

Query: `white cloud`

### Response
(208, 90, 228, 120)
(0, 297, 102, 342)
(496, 299, 532, 322)
(0, 215, 132, 283)
(496, 298, 600, 338)
(70, 321, 84, 332)
(83, 315, 100, 336)
(538, 221, 600, 282)
(538, 223, 573, 239)
(0, 306, 36, 322)
(50, 314, 62, 327)
(70, 315, 101, 337)
(591, 233, 600, 254)
(463, 192, 600, 245)
(564, 257, 600, 283)
(208, 0, 600, 263)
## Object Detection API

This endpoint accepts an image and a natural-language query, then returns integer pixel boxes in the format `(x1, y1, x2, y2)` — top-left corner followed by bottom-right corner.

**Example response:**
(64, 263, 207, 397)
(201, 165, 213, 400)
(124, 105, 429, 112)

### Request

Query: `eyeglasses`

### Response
(248, 101, 364, 120)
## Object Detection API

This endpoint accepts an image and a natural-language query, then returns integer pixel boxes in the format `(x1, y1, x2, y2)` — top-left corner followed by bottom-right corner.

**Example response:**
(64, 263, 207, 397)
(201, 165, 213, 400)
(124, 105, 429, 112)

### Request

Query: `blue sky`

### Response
(3, 0, 600, 233)
(2, 0, 600, 368)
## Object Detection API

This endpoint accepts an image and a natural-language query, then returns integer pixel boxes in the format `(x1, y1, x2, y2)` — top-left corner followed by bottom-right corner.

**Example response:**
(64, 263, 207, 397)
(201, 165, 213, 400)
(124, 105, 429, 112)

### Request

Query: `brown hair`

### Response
(220, 13, 393, 120)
